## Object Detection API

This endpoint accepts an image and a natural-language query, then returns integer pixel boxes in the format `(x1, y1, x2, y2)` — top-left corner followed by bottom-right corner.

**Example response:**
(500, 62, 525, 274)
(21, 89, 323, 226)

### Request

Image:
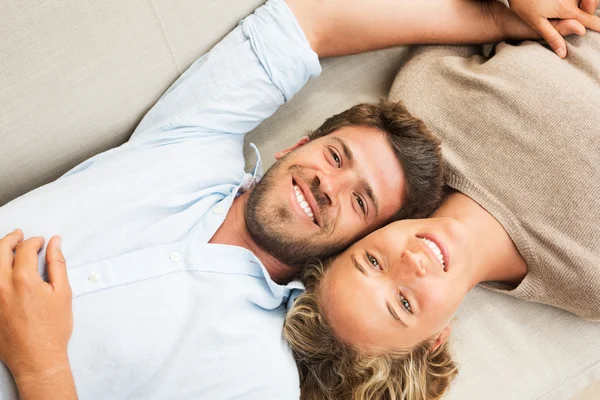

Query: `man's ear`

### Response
(430, 325, 452, 353)
(274, 136, 310, 160)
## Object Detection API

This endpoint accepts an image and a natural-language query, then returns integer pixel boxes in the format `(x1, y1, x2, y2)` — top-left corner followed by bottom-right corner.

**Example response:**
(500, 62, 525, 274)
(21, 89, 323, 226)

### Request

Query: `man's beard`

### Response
(245, 160, 347, 269)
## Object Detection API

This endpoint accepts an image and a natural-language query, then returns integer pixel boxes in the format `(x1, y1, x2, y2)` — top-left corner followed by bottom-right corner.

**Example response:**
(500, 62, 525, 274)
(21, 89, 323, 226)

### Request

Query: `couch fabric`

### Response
(1, 0, 598, 399)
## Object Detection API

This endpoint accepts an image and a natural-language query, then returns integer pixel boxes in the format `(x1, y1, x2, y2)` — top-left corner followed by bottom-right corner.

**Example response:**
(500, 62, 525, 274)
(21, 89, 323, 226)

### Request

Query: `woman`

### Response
(284, 3, 600, 400)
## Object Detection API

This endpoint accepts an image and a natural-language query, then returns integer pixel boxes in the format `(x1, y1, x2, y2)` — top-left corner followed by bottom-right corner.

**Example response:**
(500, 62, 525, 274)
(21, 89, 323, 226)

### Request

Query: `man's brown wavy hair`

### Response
(308, 100, 444, 220)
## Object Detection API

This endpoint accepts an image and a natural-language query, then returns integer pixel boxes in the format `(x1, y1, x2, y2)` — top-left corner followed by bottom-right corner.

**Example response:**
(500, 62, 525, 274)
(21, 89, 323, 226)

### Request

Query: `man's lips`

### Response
(292, 177, 321, 227)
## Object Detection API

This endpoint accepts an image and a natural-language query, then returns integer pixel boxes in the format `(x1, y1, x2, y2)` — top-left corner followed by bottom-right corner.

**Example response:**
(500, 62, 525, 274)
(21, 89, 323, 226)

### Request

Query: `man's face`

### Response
(245, 126, 406, 268)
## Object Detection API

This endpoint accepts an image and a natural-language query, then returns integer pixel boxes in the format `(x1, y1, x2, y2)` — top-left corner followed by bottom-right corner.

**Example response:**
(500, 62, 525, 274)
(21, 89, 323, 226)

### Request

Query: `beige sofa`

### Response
(1, 1, 599, 398)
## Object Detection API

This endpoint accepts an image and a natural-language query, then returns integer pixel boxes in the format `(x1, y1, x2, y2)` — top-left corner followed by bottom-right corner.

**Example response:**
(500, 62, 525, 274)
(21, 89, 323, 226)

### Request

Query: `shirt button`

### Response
(88, 271, 101, 283)
(212, 205, 224, 215)
(170, 252, 181, 262)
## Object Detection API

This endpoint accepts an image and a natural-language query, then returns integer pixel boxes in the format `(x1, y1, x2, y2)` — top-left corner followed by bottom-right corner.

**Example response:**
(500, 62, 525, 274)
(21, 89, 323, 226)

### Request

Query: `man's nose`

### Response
(400, 250, 427, 278)
(316, 170, 353, 207)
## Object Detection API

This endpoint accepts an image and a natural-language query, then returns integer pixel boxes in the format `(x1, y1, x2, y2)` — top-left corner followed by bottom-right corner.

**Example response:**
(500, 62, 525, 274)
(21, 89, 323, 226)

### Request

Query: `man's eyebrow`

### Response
(362, 180, 379, 218)
(332, 136, 353, 163)
(387, 301, 408, 328)
(331, 136, 379, 217)
(352, 255, 368, 276)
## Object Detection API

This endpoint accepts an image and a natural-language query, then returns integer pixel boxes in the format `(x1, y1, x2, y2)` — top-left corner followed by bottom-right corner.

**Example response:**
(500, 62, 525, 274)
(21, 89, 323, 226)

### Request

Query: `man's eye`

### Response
(355, 194, 366, 213)
(367, 253, 381, 271)
(399, 293, 412, 313)
(330, 150, 341, 168)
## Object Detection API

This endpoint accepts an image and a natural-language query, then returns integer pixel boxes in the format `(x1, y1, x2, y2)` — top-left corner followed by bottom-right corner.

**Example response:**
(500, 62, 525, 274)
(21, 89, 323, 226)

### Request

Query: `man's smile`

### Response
(292, 176, 321, 227)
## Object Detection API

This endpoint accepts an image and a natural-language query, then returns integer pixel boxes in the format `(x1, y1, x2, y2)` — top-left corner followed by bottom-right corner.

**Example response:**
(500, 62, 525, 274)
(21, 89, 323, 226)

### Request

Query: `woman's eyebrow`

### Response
(352, 255, 368, 276)
(352, 254, 407, 326)
(387, 302, 408, 328)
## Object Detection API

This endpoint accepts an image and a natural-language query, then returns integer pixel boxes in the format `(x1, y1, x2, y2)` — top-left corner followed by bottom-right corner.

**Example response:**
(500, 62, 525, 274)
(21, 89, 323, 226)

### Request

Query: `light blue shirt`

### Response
(0, 1, 321, 398)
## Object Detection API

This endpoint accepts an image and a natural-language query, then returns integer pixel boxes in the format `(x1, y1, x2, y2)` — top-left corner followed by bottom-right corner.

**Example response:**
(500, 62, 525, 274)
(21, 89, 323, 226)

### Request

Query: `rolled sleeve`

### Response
(242, 0, 321, 102)
(131, 0, 321, 143)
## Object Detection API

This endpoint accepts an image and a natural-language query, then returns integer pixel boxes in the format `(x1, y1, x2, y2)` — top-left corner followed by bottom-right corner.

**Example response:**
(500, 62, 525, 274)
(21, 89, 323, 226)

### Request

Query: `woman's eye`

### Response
(400, 294, 412, 313)
(330, 150, 341, 168)
(355, 195, 366, 213)
(367, 253, 381, 270)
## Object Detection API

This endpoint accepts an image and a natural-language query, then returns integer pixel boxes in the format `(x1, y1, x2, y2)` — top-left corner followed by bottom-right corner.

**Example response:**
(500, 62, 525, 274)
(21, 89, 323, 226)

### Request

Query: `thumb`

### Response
(537, 18, 567, 58)
(46, 236, 70, 294)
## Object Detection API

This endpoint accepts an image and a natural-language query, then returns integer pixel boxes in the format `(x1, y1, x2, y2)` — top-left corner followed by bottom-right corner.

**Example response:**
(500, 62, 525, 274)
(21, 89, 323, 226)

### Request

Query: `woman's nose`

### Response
(401, 249, 426, 278)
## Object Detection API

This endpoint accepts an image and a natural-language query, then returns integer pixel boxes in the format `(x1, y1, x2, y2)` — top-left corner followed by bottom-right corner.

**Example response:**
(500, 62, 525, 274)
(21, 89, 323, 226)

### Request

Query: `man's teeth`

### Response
(419, 237, 445, 268)
(294, 185, 315, 223)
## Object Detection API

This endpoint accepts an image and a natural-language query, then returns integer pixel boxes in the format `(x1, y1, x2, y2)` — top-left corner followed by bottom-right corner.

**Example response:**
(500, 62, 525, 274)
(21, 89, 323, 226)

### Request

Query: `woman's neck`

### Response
(432, 192, 528, 289)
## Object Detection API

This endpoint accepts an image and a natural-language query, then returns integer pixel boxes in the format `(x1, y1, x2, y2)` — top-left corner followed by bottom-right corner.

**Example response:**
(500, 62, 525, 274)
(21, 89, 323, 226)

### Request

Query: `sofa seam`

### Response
(147, 0, 183, 75)
(537, 359, 600, 399)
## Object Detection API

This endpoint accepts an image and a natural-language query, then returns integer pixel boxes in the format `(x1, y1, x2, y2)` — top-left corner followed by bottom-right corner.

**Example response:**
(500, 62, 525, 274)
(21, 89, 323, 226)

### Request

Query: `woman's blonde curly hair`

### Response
(283, 258, 458, 400)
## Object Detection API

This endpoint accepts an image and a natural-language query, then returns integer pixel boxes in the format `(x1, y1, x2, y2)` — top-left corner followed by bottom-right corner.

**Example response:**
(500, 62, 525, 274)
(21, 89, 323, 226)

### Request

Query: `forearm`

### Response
(287, 0, 536, 57)
(14, 359, 77, 400)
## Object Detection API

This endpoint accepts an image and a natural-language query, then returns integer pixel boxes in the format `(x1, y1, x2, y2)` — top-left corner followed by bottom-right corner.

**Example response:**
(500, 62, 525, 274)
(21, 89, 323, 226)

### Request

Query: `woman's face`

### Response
(320, 217, 475, 352)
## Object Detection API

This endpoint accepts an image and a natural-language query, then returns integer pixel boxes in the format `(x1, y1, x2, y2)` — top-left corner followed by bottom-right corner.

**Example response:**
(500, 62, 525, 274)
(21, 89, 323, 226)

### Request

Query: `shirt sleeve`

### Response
(129, 0, 321, 143)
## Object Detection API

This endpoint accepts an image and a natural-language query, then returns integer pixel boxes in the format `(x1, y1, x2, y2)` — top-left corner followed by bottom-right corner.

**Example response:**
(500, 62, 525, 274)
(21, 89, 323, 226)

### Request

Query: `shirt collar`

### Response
(249, 142, 264, 182)
(242, 143, 306, 307)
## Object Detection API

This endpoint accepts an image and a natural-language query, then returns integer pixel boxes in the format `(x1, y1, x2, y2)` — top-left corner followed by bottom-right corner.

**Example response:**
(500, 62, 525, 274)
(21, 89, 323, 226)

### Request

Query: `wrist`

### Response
(481, 0, 512, 42)
(13, 357, 77, 400)
(490, 1, 539, 41)
(12, 353, 71, 384)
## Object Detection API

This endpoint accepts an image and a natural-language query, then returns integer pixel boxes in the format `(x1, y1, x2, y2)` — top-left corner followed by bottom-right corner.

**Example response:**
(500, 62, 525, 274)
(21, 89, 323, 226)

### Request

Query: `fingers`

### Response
(0, 230, 25, 275)
(13, 236, 45, 277)
(553, 19, 587, 36)
(579, 0, 599, 16)
(571, 7, 600, 32)
(46, 236, 70, 294)
(537, 18, 568, 57)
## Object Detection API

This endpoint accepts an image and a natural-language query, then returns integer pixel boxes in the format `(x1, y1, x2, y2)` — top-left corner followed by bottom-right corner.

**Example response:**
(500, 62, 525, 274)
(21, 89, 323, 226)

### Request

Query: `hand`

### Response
(0, 230, 73, 381)
(509, 0, 600, 58)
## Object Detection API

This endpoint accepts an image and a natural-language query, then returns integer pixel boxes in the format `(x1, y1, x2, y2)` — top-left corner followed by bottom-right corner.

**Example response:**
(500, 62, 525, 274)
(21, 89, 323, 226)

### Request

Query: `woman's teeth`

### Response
(419, 237, 445, 268)
(294, 185, 315, 223)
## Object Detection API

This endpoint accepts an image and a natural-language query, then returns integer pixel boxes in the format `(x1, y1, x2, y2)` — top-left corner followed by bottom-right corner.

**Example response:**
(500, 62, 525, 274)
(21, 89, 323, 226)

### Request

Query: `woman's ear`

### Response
(275, 136, 310, 159)
(430, 325, 452, 353)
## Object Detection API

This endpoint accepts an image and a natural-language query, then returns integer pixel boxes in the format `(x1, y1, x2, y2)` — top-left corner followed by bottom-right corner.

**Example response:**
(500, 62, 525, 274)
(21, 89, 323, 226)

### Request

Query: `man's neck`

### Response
(433, 192, 528, 289)
(209, 191, 297, 284)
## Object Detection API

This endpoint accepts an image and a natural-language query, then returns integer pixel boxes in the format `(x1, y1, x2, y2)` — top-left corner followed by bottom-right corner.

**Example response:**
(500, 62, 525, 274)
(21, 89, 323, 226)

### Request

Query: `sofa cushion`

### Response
(0, 0, 263, 205)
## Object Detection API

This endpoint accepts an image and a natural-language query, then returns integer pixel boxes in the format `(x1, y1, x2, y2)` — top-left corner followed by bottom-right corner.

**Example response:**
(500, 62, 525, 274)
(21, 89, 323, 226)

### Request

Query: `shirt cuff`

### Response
(240, 0, 322, 102)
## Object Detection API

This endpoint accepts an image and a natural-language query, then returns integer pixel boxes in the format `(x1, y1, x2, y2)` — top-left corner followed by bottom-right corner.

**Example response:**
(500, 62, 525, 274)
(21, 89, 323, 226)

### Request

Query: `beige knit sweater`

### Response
(389, 21, 600, 320)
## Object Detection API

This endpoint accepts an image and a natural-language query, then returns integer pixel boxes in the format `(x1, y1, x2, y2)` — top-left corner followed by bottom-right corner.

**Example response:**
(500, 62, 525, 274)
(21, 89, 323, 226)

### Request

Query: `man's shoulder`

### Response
(249, 336, 300, 398)
(191, 259, 300, 398)
(210, 325, 300, 399)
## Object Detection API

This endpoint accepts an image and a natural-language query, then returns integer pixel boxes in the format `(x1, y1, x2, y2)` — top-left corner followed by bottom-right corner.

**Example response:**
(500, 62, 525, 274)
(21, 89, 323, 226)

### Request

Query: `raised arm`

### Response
(130, 0, 320, 142)
(0, 231, 76, 400)
(286, 0, 598, 57)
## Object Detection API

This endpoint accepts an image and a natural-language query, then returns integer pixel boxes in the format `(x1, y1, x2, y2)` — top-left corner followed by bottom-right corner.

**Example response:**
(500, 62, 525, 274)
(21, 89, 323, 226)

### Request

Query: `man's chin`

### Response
(245, 161, 341, 266)
(247, 222, 327, 268)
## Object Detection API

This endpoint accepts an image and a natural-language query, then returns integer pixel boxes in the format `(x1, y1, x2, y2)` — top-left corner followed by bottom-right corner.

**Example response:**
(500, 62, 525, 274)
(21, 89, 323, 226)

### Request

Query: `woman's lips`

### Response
(416, 233, 449, 271)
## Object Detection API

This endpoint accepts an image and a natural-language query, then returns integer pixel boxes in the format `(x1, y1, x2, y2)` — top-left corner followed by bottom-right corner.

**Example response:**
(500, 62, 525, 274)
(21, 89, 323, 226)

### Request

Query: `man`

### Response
(0, 0, 596, 399)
